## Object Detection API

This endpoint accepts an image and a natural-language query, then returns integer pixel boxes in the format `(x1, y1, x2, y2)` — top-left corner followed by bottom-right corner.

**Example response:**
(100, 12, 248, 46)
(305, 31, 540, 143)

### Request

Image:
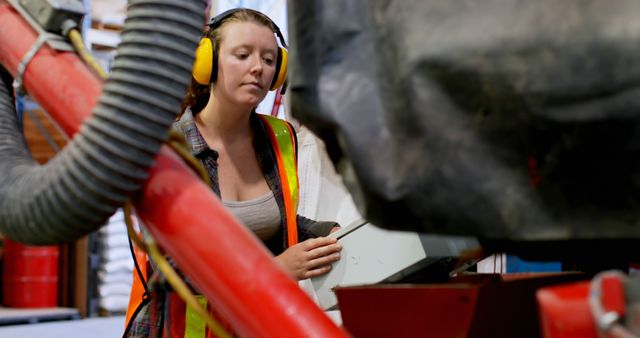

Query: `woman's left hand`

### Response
(275, 237, 342, 280)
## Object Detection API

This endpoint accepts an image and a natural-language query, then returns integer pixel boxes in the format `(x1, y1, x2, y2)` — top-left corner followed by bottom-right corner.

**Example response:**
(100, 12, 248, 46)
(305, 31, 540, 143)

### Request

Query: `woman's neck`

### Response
(195, 95, 253, 144)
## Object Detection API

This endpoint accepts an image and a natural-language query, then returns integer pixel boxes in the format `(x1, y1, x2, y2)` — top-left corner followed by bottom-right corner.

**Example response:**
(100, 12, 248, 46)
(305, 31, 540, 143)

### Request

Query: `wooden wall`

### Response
(21, 107, 68, 163)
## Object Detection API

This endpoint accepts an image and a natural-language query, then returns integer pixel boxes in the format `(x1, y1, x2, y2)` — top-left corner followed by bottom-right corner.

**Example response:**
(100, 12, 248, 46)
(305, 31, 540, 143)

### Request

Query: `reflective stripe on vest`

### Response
(185, 295, 207, 338)
(257, 114, 300, 247)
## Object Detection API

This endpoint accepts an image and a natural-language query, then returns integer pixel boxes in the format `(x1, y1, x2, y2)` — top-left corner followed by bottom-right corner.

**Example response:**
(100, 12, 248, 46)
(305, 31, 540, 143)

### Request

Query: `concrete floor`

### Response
(0, 313, 340, 337)
(0, 310, 341, 337)
(0, 315, 125, 338)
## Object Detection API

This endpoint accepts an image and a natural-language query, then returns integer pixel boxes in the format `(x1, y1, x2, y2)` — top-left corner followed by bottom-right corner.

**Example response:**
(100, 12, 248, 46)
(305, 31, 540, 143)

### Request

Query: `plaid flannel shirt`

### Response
(174, 108, 337, 253)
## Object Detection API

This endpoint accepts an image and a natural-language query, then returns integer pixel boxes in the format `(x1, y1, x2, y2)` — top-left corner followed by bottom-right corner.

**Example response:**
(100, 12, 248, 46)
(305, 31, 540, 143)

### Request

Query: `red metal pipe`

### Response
(537, 282, 598, 338)
(0, 2, 348, 337)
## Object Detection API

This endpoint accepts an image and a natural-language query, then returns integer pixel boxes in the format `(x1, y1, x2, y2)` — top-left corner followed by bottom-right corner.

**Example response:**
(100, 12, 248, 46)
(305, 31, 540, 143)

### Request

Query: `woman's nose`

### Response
(250, 55, 263, 74)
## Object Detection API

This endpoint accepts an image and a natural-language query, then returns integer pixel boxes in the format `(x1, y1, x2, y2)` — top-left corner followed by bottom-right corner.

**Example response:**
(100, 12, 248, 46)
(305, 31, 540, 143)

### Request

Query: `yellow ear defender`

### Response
(193, 38, 214, 86)
(272, 47, 287, 90)
(191, 8, 289, 93)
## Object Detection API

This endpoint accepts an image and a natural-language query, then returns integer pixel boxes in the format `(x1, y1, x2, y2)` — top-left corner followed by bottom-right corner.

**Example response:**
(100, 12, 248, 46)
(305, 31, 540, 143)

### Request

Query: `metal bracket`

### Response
(7, 0, 74, 52)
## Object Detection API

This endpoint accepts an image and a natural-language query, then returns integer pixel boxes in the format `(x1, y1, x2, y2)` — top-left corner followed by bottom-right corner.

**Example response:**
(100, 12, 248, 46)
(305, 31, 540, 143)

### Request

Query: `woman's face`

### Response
(213, 21, 278, 109)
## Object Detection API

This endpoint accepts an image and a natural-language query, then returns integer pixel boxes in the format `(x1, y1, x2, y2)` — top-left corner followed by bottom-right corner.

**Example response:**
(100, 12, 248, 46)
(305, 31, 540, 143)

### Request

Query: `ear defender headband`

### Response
(192, 8, 289, 93)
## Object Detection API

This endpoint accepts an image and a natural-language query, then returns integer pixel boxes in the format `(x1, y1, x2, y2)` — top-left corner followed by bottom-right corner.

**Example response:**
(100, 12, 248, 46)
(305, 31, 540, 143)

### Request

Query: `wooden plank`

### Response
(21, 105, 68, 164)
(58, 243, 70, 308)
(73, 237, 89, 318)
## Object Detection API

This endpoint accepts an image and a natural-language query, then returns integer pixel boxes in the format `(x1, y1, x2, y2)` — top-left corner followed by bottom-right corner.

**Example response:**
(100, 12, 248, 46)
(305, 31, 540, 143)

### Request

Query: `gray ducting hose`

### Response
(0, 0, 207, 244)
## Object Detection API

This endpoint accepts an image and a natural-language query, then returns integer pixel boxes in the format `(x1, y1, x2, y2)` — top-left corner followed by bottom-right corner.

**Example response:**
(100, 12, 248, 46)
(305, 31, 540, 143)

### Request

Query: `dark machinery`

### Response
(288, 0, 640, 265)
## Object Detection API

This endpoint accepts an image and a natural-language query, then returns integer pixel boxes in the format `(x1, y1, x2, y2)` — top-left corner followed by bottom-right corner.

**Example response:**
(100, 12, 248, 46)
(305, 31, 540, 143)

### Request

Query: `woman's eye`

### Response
(264, 57, 274, 65)
(237, 53, 248, 59)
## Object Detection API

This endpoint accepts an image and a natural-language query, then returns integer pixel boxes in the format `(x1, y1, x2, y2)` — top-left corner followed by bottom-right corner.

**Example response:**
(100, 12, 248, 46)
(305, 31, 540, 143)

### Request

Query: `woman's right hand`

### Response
(275, 237, 342, 280)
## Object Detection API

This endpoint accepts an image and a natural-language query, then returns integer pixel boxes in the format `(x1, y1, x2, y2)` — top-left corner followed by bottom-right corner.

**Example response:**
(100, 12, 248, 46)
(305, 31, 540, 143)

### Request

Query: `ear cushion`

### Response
(270, 47, 288, 91)
(193, 38, 214, 85)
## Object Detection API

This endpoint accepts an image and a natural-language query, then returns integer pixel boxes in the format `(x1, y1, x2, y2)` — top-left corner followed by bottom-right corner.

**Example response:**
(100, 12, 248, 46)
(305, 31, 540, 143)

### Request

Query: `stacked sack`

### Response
(97, 209, 134, 314)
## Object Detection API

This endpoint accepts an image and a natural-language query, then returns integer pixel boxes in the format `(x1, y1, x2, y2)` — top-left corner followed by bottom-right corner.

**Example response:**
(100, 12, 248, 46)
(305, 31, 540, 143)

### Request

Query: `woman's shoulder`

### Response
(173, 107, 196, 134)
(171, 120, 184, 134)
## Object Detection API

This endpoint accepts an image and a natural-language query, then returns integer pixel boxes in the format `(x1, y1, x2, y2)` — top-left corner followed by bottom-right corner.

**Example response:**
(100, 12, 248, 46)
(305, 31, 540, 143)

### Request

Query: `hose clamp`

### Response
(12, 34, 48, 95)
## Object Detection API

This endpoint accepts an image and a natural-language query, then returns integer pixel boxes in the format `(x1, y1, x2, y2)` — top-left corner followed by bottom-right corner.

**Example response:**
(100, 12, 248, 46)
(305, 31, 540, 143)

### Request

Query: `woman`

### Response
(125, 8, 342, 337)
(179, 8, 342, 278)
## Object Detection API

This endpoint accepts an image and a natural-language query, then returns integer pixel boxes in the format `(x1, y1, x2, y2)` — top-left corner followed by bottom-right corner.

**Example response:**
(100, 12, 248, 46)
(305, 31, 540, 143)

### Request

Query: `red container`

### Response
(336, 273, 589, 338)
(2, 239, 59, 308)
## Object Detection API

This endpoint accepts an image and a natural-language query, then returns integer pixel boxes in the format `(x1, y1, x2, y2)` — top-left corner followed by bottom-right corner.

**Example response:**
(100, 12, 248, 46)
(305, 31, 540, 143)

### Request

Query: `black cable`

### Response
(128, 233, 149, 295)
(121, 233, 151, 338)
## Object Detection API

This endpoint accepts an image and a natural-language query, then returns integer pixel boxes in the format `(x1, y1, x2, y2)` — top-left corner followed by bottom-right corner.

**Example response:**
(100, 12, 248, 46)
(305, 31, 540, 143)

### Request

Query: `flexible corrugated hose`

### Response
(0, 0, 207, 244)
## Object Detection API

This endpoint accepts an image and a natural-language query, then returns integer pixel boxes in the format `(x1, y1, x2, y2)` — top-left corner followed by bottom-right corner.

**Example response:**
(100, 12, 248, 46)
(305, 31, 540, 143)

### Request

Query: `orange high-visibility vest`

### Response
(124, 115, 299, 337)
(258, 114, 299, 248)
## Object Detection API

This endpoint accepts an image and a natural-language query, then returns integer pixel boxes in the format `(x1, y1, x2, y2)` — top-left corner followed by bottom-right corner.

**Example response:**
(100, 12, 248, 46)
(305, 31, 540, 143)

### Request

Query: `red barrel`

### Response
(2, 239, 59, 308)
